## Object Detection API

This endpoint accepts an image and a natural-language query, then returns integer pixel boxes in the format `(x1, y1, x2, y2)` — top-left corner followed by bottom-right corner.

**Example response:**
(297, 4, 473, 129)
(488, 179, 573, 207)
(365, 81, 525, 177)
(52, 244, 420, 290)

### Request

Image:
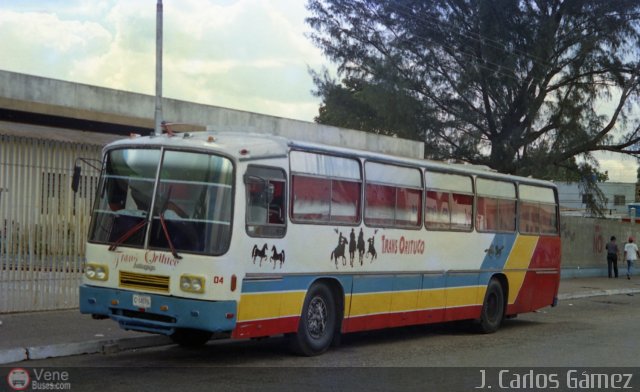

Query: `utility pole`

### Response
(154, 0, 163, 136)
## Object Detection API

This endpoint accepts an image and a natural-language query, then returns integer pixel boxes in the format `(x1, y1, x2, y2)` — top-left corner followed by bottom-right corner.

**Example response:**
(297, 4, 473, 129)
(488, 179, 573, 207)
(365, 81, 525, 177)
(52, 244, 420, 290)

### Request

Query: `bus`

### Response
(77, 131, 561, 356)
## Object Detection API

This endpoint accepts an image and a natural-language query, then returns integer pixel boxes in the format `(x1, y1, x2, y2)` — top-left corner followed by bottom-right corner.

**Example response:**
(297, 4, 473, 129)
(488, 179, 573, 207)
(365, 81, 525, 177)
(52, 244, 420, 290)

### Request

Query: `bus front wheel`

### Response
(291, 283, 337, 356)
(476, 278, 505, 334)
(170, 328, 212, 348)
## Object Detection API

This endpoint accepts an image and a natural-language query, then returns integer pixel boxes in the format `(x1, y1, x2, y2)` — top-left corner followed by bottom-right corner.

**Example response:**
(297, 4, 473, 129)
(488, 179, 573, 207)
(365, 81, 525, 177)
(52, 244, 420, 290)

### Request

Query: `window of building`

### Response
(614, 194, 626, 206)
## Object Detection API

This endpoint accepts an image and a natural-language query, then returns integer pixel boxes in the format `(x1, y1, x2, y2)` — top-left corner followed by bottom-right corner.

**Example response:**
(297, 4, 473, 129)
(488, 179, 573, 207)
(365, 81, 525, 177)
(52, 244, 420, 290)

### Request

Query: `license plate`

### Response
(132, 294, 151, 308)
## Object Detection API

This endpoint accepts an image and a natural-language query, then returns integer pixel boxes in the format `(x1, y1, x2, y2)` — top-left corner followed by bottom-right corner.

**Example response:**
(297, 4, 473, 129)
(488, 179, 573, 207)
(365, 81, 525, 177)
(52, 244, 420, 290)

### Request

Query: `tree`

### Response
(307, 0, 640, 182)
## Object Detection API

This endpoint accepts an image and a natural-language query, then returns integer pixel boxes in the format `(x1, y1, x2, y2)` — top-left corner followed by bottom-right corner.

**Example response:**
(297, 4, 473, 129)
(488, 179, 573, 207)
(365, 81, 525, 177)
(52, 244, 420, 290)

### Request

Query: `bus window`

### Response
(519, 201, 540, 233)
(425, 190, 450, 229)
(149, 150, 234, 255)
(364, 162, 422, 228)
(365, 183, 396, 226)
(519, 184, 558, 235)
(451, 193, 473, 230)
(540, 203, 559, 234)
(245, 165, 286, 238)
(291, 176, 331, 221)
(332, 180, 360, 223)
(476, 178, 516, 233)
(89, 149, 160, 249)
(425, 172, 473, 231)
(290, 151, 361, 224)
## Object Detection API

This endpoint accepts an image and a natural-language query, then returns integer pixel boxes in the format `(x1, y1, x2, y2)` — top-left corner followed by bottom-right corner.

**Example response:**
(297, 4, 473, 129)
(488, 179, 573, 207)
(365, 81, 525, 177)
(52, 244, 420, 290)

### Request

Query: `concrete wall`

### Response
(561, 216, 640, 278)
(0, 70, 424, 159)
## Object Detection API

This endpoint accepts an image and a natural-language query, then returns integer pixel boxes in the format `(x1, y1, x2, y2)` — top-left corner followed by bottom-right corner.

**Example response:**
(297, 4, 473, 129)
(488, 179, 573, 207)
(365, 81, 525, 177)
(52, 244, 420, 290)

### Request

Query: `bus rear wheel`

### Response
(170, 328, 212, 348)
(290, 283, 337, 356)
(476, 278, 505, 334)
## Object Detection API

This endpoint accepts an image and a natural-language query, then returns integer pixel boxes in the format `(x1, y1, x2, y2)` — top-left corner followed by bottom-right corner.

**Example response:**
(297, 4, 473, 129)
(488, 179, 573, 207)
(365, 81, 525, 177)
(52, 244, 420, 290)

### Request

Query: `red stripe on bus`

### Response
(342, 306, 482, 333)
(232, 304, 484, 338)
(508, 237, 561, 314)
(232, 316, 300, 339)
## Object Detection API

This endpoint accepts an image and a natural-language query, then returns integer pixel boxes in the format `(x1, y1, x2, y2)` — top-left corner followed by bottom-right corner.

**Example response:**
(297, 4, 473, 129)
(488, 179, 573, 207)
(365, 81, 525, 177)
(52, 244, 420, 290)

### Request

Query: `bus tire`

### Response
(170, 328, 212, 348)
(476, 278, 505, 334)
(291, 282, 337, 356)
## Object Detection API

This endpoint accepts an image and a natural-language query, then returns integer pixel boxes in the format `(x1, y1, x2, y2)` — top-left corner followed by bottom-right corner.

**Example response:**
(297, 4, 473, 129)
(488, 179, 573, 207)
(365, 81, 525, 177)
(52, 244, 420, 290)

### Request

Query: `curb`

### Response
(558, 288, 640, 300)
(0, 335, 172, 365)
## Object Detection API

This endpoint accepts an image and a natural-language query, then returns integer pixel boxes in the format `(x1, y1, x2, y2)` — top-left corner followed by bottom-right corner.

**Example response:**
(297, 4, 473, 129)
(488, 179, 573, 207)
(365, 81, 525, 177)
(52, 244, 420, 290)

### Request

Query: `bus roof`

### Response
(105, 131, 556, 189)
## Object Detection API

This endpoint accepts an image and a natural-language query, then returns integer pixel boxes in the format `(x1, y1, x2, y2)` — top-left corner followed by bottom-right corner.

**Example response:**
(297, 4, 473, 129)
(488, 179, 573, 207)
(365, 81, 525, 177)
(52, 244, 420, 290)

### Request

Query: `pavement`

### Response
(1, 276, 640, 365)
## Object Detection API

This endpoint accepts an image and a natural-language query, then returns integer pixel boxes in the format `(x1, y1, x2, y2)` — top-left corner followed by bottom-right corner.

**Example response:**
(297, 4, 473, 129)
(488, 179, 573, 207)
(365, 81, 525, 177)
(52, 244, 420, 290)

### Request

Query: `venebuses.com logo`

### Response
(6, 368, 72, 390)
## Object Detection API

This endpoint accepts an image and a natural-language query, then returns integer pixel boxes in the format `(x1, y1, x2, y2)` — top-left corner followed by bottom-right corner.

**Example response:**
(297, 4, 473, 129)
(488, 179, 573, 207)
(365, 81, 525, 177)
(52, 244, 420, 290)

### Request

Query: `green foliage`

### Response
(307, 0, 640, 184)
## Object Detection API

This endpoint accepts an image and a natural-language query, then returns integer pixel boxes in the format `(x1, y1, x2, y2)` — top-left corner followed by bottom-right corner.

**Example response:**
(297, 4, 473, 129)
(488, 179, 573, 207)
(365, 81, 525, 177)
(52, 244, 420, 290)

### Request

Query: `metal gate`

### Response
(0, 134, 101, 313)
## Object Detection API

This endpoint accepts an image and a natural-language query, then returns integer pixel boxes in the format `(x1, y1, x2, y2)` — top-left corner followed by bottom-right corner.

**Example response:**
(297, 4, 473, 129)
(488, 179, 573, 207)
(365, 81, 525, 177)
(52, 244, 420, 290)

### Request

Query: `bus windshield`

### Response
(88, 148, 234, 256)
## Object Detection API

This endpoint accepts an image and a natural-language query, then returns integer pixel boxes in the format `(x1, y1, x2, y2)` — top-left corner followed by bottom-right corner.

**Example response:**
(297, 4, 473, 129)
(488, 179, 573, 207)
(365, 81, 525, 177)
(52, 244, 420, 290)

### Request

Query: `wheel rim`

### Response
(306, 296, 328, 339)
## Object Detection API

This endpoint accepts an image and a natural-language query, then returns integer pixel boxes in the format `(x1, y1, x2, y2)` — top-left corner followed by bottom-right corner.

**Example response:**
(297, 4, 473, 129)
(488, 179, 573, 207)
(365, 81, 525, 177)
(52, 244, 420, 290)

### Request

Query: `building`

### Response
(555, 181, 639, 218)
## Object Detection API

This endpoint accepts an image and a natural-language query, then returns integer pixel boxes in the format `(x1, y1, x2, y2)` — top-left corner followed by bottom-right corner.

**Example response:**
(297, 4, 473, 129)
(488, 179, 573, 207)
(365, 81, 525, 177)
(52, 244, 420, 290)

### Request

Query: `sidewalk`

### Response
(1, 277, 640, 365)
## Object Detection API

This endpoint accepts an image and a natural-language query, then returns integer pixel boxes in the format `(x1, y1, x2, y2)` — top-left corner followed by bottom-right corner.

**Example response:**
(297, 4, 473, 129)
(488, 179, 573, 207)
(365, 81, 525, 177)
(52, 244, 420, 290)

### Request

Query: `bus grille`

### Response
(119, 271, 170, 292)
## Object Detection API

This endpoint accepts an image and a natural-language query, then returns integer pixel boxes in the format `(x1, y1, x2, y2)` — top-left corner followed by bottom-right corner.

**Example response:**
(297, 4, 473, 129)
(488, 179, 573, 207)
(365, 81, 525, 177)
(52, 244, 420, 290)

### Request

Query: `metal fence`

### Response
(0, 135, 101, 313)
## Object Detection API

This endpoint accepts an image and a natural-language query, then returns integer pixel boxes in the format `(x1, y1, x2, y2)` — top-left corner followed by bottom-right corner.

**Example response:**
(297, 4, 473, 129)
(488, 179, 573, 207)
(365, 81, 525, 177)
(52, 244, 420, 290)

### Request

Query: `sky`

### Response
(0, 0, 637, 182)
(0, 0, 326, 121)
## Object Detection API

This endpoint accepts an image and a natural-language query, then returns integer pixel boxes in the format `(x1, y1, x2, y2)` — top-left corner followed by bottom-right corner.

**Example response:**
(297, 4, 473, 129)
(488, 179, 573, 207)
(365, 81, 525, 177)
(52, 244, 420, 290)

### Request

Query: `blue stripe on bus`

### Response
(241, 274, 355, 293)
(242, 272, 487, 295)
(479, 233, 516, 271)
(241, 275, 315, 293)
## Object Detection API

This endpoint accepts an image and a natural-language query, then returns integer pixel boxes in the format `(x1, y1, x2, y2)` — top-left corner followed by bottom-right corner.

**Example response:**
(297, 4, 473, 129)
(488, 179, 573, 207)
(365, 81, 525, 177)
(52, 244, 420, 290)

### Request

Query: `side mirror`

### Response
(71, 165, 81, 193)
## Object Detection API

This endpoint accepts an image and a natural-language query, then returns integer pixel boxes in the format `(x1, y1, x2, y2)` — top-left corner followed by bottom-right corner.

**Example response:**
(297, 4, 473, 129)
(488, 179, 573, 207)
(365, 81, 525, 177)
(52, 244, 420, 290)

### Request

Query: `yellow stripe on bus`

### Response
(503, 235, 539, 304)
(416, 288, 447, 310)
(349, 286, 482, 316)
(446, 286, 483, 308)
(349, 292, 394, 316)
(237, 291, 306, 322)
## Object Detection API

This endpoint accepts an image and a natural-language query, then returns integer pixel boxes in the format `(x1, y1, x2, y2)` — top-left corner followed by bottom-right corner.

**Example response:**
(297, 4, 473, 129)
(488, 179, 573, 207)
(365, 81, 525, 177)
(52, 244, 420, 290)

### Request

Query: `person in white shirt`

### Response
(623, 237, 639, 280)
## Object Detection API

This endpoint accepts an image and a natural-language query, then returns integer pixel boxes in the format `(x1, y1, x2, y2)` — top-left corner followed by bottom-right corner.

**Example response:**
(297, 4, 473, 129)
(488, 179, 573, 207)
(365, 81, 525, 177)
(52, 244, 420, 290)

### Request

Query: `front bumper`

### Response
(80, 285, 237, 335)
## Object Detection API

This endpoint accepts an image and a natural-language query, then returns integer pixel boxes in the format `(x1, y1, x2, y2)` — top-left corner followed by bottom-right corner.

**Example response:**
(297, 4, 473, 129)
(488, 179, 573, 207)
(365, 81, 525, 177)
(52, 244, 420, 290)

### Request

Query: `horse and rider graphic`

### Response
(251, 228, 378, 271)
(332, 228, 377, 269)
(331, 231, 348, 269)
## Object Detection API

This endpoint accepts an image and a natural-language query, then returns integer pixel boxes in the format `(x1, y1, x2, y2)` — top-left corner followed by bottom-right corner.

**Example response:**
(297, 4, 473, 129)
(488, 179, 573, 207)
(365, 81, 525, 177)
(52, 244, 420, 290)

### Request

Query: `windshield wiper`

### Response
(108, 219, 148, 252)
(158, 212, 182, 260)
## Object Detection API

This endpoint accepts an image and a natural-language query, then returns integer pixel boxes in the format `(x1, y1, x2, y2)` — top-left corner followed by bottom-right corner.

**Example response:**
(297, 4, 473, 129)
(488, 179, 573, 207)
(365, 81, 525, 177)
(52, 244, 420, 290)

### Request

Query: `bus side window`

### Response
(245, 165, 287, 238)
(268, 181, 285, 224)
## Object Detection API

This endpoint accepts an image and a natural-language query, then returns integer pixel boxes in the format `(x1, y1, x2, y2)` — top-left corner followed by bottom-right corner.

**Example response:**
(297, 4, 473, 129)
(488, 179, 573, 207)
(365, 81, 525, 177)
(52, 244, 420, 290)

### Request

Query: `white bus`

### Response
(78, 131, 560, 355)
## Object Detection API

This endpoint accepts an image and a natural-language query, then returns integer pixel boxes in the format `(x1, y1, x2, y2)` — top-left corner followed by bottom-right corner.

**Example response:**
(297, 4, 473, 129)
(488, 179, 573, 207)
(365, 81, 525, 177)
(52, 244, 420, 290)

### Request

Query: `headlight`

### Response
(180, 274, 205, 293)
(85, 263, 108, 281)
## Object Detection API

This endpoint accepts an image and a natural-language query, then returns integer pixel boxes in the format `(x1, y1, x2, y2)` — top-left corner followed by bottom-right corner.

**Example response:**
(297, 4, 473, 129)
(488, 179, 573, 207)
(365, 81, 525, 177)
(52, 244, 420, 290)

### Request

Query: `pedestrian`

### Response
(623, 236, 640, 280)
(605, 236, 619, 278)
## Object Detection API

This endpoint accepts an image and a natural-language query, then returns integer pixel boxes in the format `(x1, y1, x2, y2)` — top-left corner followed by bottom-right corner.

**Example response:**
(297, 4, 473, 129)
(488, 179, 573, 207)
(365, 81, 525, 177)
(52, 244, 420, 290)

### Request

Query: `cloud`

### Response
(0, 0, 325, 121)
(595, 152, 638, 183)
(0, 10, 112, 77)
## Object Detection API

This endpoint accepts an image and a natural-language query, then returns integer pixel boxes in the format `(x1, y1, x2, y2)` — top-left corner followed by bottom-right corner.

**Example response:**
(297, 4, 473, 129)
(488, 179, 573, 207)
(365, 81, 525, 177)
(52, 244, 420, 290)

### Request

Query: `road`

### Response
(5, 294, 640, 391)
